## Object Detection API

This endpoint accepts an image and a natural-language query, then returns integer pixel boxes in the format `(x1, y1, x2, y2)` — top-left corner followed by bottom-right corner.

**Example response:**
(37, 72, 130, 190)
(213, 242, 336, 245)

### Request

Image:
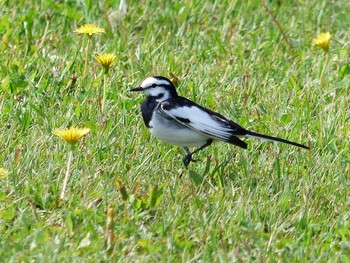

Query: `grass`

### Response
(0, 0, 349, 261)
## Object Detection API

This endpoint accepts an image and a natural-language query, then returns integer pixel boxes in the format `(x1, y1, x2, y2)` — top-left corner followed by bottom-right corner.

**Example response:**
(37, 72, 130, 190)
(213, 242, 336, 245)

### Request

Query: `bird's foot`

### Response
(183, 154, 197, 168)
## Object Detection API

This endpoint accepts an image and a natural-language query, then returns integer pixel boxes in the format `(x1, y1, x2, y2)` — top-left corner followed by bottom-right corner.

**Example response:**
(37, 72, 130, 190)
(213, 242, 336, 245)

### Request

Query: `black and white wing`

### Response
(158, 97, 248, 149)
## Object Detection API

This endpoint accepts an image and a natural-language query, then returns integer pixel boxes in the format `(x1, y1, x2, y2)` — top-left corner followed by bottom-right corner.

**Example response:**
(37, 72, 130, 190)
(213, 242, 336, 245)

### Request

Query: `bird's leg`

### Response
(182, 139, 213, 168)
(182, 147, 197, 168)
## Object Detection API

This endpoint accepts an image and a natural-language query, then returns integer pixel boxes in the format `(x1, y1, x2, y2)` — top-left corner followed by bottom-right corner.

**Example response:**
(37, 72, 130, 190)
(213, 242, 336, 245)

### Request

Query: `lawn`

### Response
(0, 0, 349, 261)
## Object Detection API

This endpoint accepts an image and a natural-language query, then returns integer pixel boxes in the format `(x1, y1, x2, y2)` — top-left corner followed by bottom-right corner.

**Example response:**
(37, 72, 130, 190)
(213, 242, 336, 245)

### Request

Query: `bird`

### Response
(130, 76, 309, 168)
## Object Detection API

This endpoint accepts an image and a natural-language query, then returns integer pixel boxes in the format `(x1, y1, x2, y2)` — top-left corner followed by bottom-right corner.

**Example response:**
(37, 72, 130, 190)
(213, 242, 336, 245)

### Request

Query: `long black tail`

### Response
(246, 131, 309, 149)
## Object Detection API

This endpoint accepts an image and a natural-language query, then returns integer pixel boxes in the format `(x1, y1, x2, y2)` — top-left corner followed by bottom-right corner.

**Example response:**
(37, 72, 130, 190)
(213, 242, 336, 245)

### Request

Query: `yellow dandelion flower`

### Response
(313, 32, 331, 51)
(95, 53, 116, 72)
(0, 167, 9, 180)
(53, 127, 90, 144)
(74, 24, 105, 36)
(95, 53, 116, 118)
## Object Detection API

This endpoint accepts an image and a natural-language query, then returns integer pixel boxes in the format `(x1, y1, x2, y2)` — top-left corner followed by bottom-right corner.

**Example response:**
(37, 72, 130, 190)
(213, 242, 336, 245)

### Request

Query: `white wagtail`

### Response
(130, 76, 309, 168)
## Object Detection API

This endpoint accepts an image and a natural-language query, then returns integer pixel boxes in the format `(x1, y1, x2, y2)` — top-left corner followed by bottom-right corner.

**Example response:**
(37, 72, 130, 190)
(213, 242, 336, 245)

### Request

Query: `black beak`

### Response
(129, 86, 143, 92)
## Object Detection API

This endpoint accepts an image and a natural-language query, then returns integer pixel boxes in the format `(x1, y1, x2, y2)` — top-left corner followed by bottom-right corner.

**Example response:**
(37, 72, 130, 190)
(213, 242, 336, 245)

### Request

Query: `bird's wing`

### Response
(158, 97, 248, 148)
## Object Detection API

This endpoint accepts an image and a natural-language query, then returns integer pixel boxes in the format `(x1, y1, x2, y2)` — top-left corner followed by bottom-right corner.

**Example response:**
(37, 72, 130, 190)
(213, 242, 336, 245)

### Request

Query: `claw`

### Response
(183, 154, 197, 168)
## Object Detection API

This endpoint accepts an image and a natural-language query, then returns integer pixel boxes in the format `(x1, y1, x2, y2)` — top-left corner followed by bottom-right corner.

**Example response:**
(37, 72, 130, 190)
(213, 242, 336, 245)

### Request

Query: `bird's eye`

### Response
(157, 93, 164, 98)
(151, 84, 157, 88)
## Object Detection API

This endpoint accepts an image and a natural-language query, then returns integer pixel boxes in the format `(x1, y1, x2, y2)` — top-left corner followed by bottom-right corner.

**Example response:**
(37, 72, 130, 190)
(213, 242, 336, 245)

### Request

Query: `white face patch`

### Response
(139, 77, 173, 101)
(145, 86, 168, 98)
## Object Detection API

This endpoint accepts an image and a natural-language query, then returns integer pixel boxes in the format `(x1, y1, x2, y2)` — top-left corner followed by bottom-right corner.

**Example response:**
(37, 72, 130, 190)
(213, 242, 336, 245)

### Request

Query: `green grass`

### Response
(1, 0, 349, 261)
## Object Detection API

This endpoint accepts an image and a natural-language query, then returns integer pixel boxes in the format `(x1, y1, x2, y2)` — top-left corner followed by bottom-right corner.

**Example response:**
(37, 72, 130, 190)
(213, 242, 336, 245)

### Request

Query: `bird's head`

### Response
(130, 76, 178, 101)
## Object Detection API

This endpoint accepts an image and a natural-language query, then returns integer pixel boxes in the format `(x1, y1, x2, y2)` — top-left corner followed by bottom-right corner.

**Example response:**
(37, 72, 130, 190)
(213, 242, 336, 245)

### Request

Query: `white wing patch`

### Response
(159, 103, 236, 142)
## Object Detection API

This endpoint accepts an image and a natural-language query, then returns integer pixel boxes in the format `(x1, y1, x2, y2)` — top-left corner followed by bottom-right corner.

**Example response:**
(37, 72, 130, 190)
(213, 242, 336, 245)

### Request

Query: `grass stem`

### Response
(60, 149, 73, 200)
(82, 38, 91, 80)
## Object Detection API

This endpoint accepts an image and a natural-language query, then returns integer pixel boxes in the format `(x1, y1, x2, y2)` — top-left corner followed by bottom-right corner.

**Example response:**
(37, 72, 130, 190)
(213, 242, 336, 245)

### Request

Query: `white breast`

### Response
(149, 111, 210, 147)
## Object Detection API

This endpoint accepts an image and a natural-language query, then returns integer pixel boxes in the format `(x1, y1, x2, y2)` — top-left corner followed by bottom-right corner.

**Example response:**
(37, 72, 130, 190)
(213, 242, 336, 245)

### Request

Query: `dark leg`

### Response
(182, 139, 213, 168)
(182, 147, 197, 168)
